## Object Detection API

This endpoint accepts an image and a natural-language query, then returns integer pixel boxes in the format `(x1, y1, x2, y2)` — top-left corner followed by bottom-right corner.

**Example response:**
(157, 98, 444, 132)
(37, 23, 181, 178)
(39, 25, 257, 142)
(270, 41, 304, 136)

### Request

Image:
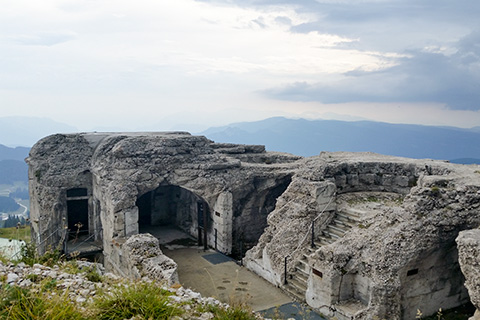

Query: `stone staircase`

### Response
(282, 208, 362, 301)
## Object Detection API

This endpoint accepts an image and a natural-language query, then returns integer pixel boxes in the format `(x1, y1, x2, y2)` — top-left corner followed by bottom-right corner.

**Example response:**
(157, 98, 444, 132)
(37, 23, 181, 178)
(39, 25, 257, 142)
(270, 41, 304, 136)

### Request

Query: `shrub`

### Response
(18, 241, 63, 267)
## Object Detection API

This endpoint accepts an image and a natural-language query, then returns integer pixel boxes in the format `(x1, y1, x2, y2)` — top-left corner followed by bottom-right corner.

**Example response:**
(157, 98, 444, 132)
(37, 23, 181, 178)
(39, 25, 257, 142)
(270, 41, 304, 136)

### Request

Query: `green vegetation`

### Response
(18, 241, 63, 267)
(92, 282, 181, 320)
(0, 238, 262, 320)
(0, 226, 31, 242)
(430, 186, 441, 197)
(0, 215, 27, 229)
(0, 285, 85, 320)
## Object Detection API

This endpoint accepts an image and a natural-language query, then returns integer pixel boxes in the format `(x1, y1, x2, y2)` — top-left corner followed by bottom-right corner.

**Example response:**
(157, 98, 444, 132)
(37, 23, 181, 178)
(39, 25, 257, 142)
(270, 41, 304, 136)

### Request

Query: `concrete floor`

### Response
(164, 247, 292, 312)
(142, 225, 326, 319)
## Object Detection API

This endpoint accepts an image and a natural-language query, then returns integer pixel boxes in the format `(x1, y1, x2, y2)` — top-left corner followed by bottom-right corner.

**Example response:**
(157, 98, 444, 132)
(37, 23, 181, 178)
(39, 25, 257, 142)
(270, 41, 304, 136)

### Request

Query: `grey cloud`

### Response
(264, 31, 480, 110)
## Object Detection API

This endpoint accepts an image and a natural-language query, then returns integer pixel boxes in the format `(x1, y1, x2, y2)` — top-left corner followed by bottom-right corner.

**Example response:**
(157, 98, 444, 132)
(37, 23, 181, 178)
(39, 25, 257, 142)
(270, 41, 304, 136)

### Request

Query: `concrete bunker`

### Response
(27, 133, 480, 320)
(136, 184, 210, 246)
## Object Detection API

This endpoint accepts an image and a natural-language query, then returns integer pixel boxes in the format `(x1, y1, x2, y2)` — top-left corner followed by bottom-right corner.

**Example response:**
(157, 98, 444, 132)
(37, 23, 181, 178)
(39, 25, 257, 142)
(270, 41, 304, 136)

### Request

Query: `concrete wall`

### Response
(323, 162, 418, 195)
(400, 244, 469, 319)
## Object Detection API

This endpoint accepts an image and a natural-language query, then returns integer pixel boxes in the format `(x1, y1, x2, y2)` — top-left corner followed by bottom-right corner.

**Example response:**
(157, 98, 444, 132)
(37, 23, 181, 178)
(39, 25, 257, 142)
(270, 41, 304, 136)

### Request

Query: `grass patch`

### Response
(85, 266, 102, 283)
(0, 285, 86, 320)
(18, 241, 63, 267)
(0, 226, 31, 242)
(92, 282, 181, 320)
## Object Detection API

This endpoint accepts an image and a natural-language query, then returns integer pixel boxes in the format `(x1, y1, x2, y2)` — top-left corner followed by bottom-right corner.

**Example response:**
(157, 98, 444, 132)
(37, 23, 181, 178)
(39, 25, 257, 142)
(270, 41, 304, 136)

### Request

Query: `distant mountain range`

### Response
(0, 159, 27, 185)
(0, 144, 29, 185)
(201, 117, 480, 163)
(1, 116, 479, 166)
(0, 116, 77, 147)
(0, 145, 30, 162)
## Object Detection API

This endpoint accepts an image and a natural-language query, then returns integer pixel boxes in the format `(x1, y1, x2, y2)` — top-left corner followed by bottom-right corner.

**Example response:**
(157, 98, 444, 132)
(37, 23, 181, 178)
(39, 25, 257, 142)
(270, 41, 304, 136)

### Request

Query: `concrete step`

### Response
(295, 265, 309, 280)
(323, 230, 340, 239)
(283, 283, 305, 302)
(334, 218, 356, 228)
(342, 207, 365, 218)
(297, 258, 309, 271)
(337, 211, 360, 223)
(328, 224, 347, 236)
(319, 236, 335, 245)
(289, 276, 307, 292)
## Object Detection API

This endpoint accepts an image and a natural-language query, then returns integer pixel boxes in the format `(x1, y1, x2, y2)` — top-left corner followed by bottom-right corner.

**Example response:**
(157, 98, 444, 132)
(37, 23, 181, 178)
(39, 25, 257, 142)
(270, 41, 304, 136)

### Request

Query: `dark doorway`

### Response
(136, 185, 208, 241)
(67, 199, 89, 239)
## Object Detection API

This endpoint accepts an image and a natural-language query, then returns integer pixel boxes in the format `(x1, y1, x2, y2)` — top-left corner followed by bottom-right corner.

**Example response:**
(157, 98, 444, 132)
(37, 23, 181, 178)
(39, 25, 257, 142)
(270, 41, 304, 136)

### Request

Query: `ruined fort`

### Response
(27, 132, 480, 320)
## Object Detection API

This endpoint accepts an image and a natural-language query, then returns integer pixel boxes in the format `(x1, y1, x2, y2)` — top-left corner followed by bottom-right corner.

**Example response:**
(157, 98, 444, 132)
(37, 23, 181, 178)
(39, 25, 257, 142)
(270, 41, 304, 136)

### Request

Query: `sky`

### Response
(1, 0, 480, 132)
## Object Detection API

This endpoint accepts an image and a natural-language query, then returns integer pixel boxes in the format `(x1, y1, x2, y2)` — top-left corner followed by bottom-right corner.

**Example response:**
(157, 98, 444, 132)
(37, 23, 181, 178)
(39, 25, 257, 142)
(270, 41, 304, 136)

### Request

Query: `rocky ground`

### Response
(0, 259, 268, 320)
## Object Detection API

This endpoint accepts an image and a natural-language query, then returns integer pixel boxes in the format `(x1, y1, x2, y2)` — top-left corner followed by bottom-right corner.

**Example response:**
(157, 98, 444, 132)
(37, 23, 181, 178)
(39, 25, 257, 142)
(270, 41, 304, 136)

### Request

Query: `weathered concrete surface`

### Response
(119, 233, 178, 285)
(27, 132, 298, 257)
(27, 133, 480, 320)
(457, 229, 480, 320)
(246, 152, 480, 320)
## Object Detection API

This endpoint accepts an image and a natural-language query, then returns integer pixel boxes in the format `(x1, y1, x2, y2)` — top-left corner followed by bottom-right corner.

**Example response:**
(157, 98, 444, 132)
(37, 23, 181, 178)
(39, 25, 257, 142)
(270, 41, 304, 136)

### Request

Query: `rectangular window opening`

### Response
(407, 268, 419, 276)
(312, 268, 323, 278)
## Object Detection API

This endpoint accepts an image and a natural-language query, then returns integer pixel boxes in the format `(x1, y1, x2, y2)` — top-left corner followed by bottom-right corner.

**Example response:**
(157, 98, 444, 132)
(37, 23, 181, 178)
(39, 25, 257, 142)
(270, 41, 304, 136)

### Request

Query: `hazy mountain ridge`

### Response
(201, 117, 480, 163)
(0, 116, 77, 147)
(0, 144, 30, 161)
(0, 144, 29, 185)
(0, 159, 28, 184)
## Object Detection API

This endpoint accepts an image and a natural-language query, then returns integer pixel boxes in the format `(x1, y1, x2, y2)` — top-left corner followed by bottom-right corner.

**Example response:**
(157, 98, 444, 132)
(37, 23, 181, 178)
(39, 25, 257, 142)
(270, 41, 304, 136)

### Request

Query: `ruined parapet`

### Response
(245, 152, 480, 320)
(457, 229, 480, 320)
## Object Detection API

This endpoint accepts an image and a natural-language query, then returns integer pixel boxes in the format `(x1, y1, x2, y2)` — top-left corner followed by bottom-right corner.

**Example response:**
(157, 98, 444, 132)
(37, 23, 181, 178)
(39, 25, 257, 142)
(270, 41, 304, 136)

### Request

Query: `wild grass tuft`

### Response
(91, 281, 181, 320)
(84, 266, 102, 283)
(0, 285, 86, 320)
(18, 241, 63, 267)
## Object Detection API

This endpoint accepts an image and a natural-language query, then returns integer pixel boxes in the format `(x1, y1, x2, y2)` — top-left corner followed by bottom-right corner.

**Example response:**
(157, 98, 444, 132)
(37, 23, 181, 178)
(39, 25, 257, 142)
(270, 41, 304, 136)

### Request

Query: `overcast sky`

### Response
(1, 0, 479, 131)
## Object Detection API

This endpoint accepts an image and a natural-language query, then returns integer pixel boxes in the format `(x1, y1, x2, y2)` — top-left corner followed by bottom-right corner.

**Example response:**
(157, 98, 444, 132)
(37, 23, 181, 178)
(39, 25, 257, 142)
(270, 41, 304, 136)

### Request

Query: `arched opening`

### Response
(136, 185, 210, 246)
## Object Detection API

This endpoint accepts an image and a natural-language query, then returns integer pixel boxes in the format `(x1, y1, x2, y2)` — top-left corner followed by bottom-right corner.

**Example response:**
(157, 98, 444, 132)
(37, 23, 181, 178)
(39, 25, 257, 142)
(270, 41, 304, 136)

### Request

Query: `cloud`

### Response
(8, 32, 76, 46)
(263, 25, 480, 110)
(1, 0, 480, 129)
